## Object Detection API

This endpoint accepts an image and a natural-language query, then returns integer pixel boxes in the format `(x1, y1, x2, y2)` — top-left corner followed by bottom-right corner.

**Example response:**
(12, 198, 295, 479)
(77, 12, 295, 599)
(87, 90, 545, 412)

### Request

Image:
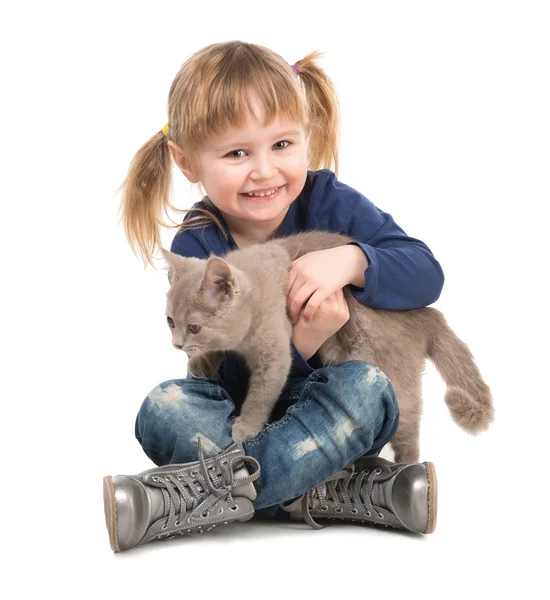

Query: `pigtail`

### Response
(116, 129, 221, 268)
(293, 50, 341, 177)
(116, 130, 173, 267)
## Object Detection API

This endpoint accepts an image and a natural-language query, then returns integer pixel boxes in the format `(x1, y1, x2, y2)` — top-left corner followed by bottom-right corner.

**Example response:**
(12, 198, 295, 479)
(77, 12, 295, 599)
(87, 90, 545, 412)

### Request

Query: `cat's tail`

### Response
(422, 309, 494, 434)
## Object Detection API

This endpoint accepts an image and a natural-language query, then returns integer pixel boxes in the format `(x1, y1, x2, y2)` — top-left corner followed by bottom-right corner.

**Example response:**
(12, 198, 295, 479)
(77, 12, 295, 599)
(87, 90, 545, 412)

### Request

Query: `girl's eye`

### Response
(167, 316, 175, 328)
(225, 140, 291, 159)
(188, 324, 201, 334)
(227, 149, 246, 159)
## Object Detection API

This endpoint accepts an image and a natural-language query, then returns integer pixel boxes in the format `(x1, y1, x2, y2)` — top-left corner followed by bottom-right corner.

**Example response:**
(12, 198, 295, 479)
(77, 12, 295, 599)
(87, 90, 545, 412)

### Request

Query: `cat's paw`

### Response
(232, 417, 262, 442)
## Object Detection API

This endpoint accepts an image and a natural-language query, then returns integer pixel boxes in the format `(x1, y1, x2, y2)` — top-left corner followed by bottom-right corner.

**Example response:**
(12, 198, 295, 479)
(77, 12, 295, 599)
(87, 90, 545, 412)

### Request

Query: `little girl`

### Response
(103, 41, 444, 552)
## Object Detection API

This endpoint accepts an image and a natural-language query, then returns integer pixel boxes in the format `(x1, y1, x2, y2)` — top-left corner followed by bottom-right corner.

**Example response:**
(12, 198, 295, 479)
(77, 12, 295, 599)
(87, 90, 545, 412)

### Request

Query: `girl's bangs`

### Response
(182, 66, 307, 148)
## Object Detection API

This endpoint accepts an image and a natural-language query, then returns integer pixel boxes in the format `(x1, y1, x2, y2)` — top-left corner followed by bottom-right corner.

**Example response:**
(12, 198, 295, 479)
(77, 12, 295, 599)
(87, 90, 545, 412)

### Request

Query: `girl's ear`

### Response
(167, 141, 201, 183)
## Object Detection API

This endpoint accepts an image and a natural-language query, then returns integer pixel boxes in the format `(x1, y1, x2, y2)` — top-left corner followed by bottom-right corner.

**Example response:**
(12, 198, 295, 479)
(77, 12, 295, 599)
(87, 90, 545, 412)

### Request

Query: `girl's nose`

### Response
(251, 154, 276, 179)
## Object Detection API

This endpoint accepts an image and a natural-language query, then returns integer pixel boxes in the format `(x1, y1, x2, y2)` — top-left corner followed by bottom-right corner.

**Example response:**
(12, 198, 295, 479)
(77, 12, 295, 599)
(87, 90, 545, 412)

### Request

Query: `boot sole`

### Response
(103, 476, 121, 552)
(423, 461, 438, 534)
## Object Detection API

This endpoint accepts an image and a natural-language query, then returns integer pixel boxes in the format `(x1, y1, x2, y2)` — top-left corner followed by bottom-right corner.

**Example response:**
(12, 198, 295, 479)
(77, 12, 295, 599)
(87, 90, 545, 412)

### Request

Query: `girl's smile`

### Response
(239, 184, 285, 202)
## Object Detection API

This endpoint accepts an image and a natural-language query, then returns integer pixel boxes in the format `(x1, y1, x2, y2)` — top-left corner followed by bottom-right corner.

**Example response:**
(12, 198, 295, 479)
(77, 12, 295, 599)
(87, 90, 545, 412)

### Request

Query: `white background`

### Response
(2, 1, 548, 597)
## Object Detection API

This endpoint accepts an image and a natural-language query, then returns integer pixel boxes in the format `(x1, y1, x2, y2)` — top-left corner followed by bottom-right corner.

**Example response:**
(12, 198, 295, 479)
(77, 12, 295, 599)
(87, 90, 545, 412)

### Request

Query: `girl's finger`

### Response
(334, 288, 344, 303)
(288, 282, 315, 324)
(302, 289, 327, 321)
(323, 292, 336, 307)
(286, 269, 298, 296)
(287, 274, 303, 302)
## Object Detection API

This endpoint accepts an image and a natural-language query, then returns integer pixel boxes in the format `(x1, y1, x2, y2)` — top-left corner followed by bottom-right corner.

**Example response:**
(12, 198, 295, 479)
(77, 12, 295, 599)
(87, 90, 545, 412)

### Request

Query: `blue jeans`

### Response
(135, 360, 399, 518)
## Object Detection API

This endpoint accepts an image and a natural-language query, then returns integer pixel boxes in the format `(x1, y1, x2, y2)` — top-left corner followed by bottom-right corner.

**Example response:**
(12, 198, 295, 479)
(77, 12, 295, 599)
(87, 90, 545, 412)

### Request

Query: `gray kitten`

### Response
(162, 231, 494, 463)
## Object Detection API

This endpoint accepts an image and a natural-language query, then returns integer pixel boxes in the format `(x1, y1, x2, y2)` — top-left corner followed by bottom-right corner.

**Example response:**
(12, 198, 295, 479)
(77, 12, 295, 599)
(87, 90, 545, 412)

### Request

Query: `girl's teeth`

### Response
(245, 186, 279, 197)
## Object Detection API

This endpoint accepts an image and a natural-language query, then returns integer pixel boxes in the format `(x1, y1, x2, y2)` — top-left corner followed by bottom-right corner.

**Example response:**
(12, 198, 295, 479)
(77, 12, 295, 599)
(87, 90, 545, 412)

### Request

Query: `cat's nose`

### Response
(173, 343, 183, 350)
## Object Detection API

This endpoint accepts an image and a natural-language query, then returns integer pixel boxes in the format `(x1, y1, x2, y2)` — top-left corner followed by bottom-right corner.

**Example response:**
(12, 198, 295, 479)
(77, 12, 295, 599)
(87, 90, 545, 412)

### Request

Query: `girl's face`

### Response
(186, 94, 308, 237)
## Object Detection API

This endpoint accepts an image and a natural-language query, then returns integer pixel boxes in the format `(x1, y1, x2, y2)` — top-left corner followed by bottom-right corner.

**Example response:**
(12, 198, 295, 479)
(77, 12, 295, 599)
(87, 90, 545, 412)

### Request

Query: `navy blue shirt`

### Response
(170, 169, 444, 402)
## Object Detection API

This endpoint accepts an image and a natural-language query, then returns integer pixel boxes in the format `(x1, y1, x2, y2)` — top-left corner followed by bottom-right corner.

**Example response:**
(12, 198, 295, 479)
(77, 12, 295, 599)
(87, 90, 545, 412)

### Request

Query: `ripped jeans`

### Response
(135, 361, 399, 518)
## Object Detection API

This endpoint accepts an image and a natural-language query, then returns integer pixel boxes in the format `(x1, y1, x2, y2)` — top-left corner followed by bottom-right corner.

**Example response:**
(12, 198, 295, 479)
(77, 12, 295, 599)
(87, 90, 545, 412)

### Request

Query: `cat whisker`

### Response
(202, 353, 218, 373)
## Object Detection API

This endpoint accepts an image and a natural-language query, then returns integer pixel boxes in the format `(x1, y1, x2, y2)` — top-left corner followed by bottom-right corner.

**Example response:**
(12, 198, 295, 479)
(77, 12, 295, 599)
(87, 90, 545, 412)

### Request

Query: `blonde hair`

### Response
(118, 40, 341, 267)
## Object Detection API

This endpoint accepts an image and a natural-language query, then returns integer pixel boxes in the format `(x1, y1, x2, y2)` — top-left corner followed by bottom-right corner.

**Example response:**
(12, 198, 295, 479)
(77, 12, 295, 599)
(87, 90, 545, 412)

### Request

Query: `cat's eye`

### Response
(167, 316, 175, 328)
(187, 324, 201, 334)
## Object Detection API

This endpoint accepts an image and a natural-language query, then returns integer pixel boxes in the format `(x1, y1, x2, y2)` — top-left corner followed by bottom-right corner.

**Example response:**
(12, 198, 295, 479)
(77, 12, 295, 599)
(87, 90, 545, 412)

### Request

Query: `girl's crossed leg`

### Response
(135, 360, 399, 512)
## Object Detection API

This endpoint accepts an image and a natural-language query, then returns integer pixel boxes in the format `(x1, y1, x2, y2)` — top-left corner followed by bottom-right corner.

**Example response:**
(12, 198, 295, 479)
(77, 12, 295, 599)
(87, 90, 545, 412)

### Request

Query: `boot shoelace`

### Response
(281, 464, 385, 529)
(151, 437, 260, 536)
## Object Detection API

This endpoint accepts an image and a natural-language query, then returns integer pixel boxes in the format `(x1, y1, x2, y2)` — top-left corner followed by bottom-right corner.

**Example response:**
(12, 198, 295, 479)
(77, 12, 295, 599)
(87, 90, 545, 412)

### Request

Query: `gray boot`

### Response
(103, 439, 261, 552)
(280, 456, 437, 534)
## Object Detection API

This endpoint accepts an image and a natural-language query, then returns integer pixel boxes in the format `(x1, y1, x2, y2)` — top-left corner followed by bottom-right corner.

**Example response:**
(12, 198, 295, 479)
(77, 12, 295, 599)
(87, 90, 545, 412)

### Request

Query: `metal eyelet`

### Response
(230, 505, 238, 511)
(377, 512, 384, 519)
(174, 520, 181, 526)
(161, 524, 167, 530)
(152, 476, 160, 482)
(201, 512, 209, 518)
(222, 460, 228, 465)
(320, 506, 328, 511)
(191, 471, 198, 476)
(218, 507, 224, 514)
(335, 508, 343, 513)
(351, 508, 358, 514)
(375, 469, 382, 475)
(365, 511, 371, 517)
(177, 475, 184, 480)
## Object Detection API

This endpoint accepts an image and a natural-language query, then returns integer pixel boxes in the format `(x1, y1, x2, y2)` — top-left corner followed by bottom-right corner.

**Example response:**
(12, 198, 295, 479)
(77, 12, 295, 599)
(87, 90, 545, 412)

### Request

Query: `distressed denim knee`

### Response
(135, 379, 236, 466)
(313, 359, 399, 455)
(242, 360, 400, 509)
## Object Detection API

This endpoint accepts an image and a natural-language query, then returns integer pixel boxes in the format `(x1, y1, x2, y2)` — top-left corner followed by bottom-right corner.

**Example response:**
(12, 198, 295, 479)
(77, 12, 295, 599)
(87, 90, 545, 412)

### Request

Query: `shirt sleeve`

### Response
(289, 340, 319, 377)
(170, 229, 211, 259)
(316, 170, 445, 310)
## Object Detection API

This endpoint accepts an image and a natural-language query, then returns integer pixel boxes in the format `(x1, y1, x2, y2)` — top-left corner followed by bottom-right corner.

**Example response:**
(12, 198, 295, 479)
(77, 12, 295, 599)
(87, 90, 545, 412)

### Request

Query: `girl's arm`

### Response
(314, 170, 445, 310)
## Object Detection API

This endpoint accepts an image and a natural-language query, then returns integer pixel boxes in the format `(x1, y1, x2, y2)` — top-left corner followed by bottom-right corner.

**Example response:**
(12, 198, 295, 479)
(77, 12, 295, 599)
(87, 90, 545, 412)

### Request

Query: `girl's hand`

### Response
(286, 246, 367, 324)
(291, 288, 350, 361)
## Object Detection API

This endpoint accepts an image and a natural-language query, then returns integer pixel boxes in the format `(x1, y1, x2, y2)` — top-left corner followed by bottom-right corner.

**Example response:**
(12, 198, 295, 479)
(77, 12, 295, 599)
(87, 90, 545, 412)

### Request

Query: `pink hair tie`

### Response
(291, 64, 300, 74)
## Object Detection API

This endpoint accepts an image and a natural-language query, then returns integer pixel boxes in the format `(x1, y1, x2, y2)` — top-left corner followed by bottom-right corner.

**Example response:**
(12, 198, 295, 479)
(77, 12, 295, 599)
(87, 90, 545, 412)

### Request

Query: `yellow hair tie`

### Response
(162, 122, 169, 136)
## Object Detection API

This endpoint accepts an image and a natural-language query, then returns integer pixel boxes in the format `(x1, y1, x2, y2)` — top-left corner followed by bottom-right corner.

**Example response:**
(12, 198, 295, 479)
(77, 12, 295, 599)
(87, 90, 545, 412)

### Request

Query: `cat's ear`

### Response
(161, 248, 189, 285)
(199, 257, 235, 310)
